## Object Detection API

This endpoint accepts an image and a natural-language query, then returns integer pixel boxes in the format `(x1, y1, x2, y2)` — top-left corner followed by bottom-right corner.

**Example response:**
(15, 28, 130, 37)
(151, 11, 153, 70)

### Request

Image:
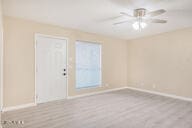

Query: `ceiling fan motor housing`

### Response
(134, 8, 147, 17)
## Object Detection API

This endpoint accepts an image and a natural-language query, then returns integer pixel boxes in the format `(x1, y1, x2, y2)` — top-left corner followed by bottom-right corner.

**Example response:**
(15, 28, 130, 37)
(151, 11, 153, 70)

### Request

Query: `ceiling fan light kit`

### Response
(133, 8, 147, 31)
(132, 21, 147, 30)
(114, 8, 167, 31)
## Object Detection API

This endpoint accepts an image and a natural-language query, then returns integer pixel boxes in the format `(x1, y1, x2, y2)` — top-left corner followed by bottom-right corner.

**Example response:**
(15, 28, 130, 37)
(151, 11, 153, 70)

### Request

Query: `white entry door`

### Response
(36, 35, 67, 104)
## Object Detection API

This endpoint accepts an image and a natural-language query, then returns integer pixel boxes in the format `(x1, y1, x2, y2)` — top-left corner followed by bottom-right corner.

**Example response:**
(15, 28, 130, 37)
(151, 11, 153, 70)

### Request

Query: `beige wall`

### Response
(4, 15, 192, 108)
(127, 28, 192, 98)
(3, 16, 128, 107)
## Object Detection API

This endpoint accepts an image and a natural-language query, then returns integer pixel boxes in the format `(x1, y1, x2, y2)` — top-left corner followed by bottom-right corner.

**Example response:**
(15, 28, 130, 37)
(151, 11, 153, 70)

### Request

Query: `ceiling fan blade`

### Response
(113, 20, 131, 25)
(120, 12, 134, 18)
(98, 15, 124, 22)
(149, 19, 167, 23)
(147, 9, 166, 17)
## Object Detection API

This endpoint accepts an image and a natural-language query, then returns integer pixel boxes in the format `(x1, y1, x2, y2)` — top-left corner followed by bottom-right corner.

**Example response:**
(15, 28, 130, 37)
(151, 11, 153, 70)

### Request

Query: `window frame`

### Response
(75, 40, 102, 89)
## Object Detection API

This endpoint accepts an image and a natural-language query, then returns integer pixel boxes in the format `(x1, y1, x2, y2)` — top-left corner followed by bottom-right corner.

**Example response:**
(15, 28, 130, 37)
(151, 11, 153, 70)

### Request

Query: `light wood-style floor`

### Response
(2, 89, 192, 128)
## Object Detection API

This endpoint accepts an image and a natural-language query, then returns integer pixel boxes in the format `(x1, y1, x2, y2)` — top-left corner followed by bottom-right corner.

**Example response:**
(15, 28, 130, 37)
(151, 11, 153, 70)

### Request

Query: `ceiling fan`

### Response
(114, 8, 167, 30)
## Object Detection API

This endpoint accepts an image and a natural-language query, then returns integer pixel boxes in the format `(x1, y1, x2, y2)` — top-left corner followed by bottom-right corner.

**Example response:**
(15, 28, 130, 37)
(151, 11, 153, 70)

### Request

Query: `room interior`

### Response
(0, 0, 192, 128)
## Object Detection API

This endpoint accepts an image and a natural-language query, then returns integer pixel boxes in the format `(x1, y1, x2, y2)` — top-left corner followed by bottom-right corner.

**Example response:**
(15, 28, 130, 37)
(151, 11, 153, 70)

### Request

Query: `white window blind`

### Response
(76, 41, 101, 89)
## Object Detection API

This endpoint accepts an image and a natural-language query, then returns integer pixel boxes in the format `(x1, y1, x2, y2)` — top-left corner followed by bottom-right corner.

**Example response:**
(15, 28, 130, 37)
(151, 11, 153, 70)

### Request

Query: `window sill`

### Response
(76, 85, 102, 90)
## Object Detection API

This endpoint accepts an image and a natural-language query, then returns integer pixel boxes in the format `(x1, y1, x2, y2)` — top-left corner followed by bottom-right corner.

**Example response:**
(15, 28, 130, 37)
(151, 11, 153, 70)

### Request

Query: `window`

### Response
(76, 41, 101, 89)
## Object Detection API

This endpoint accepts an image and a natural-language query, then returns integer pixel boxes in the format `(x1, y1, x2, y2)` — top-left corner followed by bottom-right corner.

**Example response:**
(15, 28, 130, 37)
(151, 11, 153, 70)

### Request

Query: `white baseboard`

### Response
(67, 87, 128, 99)
(3, 86, 191, 112)
(127, 86, 192, 102)
(2, 87, 127, 112)
(2, 103, 36, 112)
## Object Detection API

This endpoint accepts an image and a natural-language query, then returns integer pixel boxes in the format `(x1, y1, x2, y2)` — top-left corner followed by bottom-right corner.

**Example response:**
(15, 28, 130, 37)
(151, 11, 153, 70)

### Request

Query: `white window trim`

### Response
(75, 40, 102, 89)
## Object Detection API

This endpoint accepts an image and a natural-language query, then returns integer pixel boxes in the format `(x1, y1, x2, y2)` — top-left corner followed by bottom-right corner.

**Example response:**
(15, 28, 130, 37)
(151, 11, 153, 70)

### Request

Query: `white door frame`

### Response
(35, 33, 69, 104)
(0, 0, 4, 111)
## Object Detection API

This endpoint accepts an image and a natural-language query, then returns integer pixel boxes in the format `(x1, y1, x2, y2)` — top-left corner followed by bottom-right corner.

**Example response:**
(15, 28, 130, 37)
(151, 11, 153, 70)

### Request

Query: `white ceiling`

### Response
(2, 0, 192, 40)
